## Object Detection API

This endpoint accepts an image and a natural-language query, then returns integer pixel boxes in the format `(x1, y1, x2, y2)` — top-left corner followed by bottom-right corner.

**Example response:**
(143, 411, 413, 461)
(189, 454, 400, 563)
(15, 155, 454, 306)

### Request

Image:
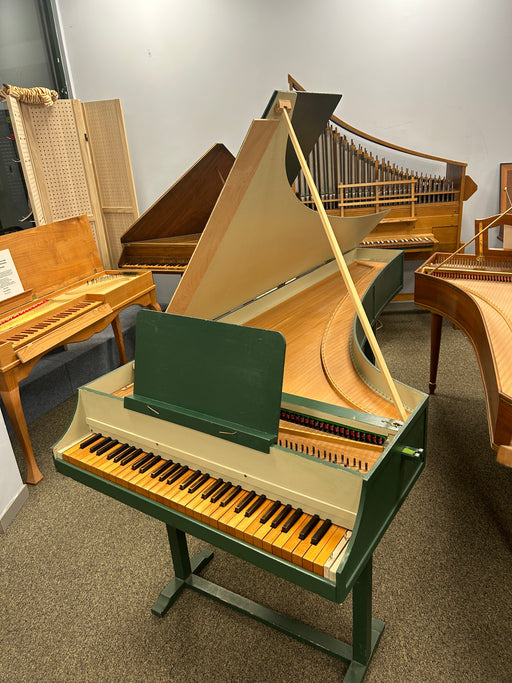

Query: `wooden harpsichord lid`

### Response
(120, 143, 235, 245)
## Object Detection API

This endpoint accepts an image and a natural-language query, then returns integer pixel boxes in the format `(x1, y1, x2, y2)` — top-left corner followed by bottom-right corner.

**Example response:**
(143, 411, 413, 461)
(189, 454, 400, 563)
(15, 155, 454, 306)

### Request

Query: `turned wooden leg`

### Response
(429, 313, 443, 395)
(111, 315, 127, 366)
(0, 381, 43, 484)
(148, 292, 162, 312)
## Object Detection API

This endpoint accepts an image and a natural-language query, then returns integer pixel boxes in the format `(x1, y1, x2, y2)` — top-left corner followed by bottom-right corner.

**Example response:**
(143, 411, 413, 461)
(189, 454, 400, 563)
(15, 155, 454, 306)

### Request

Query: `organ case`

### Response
(288, 75, 477, 260)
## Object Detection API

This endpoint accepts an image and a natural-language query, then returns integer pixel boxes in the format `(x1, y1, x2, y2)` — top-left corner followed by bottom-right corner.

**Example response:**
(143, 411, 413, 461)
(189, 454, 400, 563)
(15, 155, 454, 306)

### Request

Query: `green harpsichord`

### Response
(54, 89, 427, 683)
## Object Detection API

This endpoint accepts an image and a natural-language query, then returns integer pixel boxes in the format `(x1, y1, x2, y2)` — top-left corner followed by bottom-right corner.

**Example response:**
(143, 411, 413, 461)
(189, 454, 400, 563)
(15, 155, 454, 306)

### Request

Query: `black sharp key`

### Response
(139, 454, 161, 474)
(96, 439, 119, 456)
(299, 514, 320, 540)
(188, 472, 210, 493)
(201, 479, 224, 499)
(129, 450, 148, 470)
(220, 485, 241, 507)
(245, 494, 266, 517)
(119, 449, 141, 466)
(167, 465, 188, 485)
(159, 462, 181, 481)
(260, 500, 281, 524)
(310, 519, 332, 546)
(179, 470, 201, 490)
(91, 437, 113, 454)
(211, 481, 232, 503)
(107, 443, 129, 460)
(115, 445, 136, 463)
(271, 503, 292, 528)
(281, 507, 303, 533)
(80, 433, 102, 449)
(151, 459, 173, 478)
(234, 490, 256, 514)
(90, 436, 112, 453)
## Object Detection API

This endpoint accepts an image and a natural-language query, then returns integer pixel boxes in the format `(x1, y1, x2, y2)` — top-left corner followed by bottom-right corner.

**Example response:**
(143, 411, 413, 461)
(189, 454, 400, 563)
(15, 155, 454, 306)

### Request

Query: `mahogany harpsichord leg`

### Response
(0, 379, 43, 484)
(429, 313, 443, 395)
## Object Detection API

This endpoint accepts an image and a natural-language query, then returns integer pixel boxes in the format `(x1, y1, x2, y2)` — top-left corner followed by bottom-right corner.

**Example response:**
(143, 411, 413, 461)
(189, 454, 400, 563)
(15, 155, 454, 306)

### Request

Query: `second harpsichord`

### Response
(415, 212, 512, 466)
(0, 215, 160, 484)
(117, 144, 235, 274)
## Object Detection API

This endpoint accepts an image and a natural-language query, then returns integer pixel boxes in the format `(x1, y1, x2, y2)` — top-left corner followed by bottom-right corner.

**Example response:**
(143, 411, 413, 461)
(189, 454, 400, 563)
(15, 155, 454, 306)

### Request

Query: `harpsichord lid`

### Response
(168, 90, 387, 320)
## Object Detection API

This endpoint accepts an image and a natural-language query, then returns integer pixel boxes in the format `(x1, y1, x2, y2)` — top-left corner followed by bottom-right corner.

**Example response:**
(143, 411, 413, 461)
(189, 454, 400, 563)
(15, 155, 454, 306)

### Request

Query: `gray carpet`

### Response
(1, 310, 511, 683)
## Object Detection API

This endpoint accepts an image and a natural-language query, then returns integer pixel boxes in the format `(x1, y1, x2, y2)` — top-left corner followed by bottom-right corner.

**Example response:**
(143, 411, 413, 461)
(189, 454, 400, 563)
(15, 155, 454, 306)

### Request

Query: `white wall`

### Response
(0, 414, 28, 532)
(54, 0, 512, 244)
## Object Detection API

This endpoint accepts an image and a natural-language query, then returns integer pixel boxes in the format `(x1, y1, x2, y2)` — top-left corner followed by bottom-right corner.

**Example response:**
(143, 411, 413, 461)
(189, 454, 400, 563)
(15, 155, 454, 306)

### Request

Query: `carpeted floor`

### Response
(1, 310, 511, 683)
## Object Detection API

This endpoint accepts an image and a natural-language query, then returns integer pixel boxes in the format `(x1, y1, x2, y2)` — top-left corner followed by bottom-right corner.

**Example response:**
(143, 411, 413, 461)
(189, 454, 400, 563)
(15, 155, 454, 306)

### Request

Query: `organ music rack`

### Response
(288, 74, 477, 260)
(54, 89, 428, 681)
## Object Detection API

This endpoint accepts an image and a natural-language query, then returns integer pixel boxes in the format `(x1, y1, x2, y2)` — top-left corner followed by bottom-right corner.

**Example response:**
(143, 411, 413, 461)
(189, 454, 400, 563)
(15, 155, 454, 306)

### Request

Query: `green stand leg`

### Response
(152, 527, 384, 682)
(151, 525, 214, 617)
(344, 556, 385, 682)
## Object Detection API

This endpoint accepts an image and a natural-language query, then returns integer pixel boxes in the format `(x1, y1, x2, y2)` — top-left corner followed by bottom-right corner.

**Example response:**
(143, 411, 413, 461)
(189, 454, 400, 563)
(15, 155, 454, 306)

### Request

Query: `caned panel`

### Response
(88, 218, 101, 252)
(83, 100, 139, 263)
(103, 212, 138, 266)
(6, 97, 46, 224)
(83, 100, 135, 206)
(22, 100, 93, 220)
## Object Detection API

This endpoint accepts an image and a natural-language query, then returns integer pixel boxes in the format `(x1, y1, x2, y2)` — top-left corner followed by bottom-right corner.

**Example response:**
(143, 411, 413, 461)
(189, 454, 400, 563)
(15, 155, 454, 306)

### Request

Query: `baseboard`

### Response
(0, 484, 29, 533)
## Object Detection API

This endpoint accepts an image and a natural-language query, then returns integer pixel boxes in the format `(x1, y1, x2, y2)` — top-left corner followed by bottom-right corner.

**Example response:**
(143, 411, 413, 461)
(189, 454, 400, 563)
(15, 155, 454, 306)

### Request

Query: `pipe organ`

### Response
(289, 75, 477, 257)
(297, 124, 457, 211)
